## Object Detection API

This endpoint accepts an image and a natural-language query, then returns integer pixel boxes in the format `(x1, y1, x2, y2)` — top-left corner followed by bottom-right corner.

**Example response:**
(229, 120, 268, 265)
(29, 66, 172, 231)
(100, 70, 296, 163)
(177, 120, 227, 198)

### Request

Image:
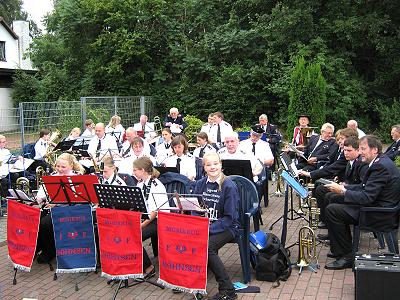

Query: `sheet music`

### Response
(173, 197, 203, 212)
(287, 143, 307, 161)
(11, 158, 34, 172)
(8, 189, 33, 202)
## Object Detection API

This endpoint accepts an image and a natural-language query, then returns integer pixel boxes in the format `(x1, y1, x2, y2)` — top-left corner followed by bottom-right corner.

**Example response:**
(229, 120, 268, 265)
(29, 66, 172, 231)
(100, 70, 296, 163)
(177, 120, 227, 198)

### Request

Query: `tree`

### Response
(0, 0, 27, 25)
(287, 57, 327, 139)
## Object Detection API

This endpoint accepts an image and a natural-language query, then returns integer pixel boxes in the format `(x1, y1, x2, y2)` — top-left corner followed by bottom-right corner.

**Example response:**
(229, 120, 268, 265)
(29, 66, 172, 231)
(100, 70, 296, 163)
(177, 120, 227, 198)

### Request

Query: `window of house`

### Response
(0, 41, 5, 61)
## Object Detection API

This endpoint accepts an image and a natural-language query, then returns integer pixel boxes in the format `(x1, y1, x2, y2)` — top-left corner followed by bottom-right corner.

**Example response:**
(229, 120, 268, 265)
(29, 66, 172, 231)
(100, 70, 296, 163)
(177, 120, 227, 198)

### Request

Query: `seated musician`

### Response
(87, 123, 118, 162)
(133, 115, 155, 140)
(133, 157, 169, 277)
(121, 127, 151, 157)
(200, 114, 215, 135)
(298, 128, 358, 182)
(163, 135, 196, 180)
(155, 128, 173, 165)
(347, 119, 366, 138)
(81, 119, 95, 138)
(193, 153, 239, 300)
(323, 136, 400, 270)
(32, 129, 54, 172)
(218, 132, 263, 182)
(193, 132, 216, 159)
(258, 114, 281, 156)
(65, 127, 81, 141)
(105, 115, 125, 143)
(36, 153, 85, 263)
(119, 137, 156, 175)
(163, 107, 187, 134)
(101, 156, 126, 186)
(296, 123, 338, 172)
(292, 114, 311, 149)
(383, 124, 400, 161)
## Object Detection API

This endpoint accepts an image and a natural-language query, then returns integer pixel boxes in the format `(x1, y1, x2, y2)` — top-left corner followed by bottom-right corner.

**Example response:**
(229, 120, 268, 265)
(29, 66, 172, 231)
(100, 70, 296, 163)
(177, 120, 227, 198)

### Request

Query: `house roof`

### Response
(0, 17, 19, 40)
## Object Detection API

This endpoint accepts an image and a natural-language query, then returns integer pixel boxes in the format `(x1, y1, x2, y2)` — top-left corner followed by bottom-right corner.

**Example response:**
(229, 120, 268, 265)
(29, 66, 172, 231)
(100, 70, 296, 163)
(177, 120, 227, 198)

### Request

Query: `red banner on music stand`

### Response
(7, 200, 40, 272)
(43, 174, 99, 204)
(96, 208, 143, 280)
(157, 211, 209, 294)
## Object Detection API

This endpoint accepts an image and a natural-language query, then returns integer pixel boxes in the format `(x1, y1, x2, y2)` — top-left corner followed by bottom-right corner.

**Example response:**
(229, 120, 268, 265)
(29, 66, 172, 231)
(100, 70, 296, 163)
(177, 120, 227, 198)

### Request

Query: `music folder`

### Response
(155, 166, 179, 175)
(221, 159, 253, 182)
(280, 170, 308, 199)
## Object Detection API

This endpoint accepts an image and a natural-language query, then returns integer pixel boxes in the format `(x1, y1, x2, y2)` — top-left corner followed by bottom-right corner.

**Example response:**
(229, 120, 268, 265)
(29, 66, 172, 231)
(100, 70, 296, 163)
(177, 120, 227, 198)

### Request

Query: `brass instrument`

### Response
(45, 129, 62, 169)
(272, 168, 284, 197)
(308, 196, 320, 230)
(300, 127, 317, 146)
(35, 166, 46, 190)
(296, 225, 319, 274)
(90, 154, 101, 173)
(15, 177, 31, 196)
(153, 116, 163, 136)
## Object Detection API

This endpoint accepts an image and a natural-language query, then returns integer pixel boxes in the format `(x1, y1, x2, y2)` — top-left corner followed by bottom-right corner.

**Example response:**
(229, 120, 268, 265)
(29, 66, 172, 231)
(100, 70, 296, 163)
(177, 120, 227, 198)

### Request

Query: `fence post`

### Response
(19, 102, 25, 152)
(114, 96, 118, 115)
(81, 97, 86, 129)
(140, 96, 146, 115)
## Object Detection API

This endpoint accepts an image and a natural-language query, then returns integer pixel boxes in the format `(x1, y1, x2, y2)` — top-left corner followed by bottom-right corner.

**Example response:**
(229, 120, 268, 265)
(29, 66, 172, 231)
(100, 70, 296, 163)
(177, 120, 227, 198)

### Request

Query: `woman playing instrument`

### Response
(105, 115, 125, 143)
(193, 152, 240, 300)
(36, 153, 84, 263)
(133, 157, 169, 277)
(101, 156, 126, 186)
(155, 128, 173, 165)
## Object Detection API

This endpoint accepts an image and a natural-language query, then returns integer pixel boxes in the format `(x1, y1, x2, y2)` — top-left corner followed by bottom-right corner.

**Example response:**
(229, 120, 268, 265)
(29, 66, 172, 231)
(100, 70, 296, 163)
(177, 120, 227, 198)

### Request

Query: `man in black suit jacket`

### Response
(383, 124, 400, 161)
(296, 123, 338, 171)
(311, 137, 368, 227)
(324, 135, 400, 270)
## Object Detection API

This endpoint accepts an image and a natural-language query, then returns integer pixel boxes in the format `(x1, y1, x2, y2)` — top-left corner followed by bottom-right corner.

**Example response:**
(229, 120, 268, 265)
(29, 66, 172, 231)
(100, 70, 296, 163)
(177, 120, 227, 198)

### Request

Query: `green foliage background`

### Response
(8, 0, 400, 141)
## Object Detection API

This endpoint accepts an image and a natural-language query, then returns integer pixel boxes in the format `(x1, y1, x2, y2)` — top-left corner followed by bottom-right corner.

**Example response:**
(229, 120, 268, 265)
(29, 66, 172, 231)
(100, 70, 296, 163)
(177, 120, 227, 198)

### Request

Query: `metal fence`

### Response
(0, 96, 153, 152)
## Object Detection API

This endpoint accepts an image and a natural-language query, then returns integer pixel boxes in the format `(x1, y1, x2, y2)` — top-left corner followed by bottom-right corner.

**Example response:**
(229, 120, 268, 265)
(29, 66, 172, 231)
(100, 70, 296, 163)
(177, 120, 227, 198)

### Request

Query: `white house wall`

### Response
(0, 25, 19, 69)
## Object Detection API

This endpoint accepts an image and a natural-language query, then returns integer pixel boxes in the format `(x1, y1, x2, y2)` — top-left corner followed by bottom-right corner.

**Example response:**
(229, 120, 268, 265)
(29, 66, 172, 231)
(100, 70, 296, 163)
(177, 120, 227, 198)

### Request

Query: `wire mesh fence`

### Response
(0, 96, 153, 152)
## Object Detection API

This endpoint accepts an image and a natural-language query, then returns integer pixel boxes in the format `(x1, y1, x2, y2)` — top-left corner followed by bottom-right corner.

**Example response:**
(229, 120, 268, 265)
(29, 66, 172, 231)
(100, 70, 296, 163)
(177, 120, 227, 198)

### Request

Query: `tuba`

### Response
(153, 116, 163, 136)
(296, 226, 319, 274)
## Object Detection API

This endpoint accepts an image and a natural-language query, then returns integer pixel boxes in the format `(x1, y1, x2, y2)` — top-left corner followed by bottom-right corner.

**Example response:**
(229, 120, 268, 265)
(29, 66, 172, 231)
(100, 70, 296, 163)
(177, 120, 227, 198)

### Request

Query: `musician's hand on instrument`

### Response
(165, 122, 172, 127)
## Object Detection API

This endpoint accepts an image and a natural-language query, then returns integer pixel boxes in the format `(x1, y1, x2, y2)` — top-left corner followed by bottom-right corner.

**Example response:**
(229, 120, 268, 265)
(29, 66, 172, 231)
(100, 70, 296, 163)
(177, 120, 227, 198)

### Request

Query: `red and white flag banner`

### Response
(157, 211, 209, 294)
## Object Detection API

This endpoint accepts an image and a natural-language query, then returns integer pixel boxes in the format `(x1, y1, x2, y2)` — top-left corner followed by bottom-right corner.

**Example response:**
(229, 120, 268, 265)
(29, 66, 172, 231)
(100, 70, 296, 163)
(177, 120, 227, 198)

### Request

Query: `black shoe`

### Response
(317, 233, 329, 240)
(318, 221, 327, 229)
(324, 257, 352, 270)
(327, 252, 338, 259)
(209, 290, 237, 300)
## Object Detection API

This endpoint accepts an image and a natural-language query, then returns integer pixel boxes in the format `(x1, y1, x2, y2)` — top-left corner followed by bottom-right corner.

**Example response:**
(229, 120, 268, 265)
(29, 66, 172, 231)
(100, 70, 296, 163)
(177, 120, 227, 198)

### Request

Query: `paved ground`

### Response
(0, 181, 386, 300)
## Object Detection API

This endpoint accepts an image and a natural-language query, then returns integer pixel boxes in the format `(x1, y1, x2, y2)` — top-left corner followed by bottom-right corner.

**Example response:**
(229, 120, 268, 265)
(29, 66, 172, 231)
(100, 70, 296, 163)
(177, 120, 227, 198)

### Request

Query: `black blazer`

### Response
(384, 140, 400, 161)
(303, 135, 338, 162)
(310, 152, 347, 181)
(260, 124, 281, 145)
(343, 155, 400, 220)
(344, 156, 368, 185)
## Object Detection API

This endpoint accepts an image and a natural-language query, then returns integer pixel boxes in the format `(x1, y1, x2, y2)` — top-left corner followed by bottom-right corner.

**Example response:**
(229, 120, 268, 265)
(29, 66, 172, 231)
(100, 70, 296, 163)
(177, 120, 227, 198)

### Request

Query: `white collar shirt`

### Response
(164, 153, 196, 180)
(87, 134, 119, 158)
(34, 138, 48, 160)
(136, 177, 169, 213)
(239, 139, 274, 166)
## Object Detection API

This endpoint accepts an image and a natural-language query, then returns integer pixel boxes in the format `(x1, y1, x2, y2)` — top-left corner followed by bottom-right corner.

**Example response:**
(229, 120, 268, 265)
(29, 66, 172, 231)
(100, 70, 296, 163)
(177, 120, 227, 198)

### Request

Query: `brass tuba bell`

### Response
(16, 177, 31, 196)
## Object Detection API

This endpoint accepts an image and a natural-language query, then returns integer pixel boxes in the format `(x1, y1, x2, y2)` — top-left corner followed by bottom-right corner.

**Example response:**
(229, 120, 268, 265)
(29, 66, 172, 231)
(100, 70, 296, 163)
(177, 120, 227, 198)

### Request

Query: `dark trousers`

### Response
(315, 185, 345, 222)
(37, 212, 56, 260)
(208, 230, 235, 292)
(325, 203, 358, 257)
(142, 219, 157, 271)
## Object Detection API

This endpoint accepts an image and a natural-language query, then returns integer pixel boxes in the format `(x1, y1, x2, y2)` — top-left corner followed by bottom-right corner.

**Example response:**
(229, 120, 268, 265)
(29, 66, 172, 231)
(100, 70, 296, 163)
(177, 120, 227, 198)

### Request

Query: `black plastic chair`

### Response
(353, 203, 400, 256)
(228, 175, 260, 283)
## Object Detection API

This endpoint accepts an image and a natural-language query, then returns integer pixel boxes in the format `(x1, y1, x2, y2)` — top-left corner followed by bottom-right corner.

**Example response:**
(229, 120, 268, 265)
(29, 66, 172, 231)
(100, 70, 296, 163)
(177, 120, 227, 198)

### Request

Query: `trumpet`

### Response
(296, 226, 319, 274)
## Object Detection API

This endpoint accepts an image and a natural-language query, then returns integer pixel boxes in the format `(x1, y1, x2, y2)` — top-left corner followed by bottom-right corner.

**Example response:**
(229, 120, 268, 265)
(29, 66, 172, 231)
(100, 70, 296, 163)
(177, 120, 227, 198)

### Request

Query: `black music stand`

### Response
(93, 184, 164, 299)
(72, 138, 90, 151)
(222, 159, 253, 181)
(270, 171, 308, 247)
(53, 139, 76, 152)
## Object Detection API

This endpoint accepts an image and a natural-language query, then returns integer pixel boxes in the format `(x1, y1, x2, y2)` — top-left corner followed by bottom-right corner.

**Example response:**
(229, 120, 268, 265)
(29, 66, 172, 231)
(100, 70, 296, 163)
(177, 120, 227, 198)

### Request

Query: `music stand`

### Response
(53, 139, 76, 152)
(72, 137, 90, 151)
(42, 175, 99, 205)
(272, 171, 308, 247)
(155, 166, 179, 175)
(93, 184, 164, 298)
(222, 159, 253, 182)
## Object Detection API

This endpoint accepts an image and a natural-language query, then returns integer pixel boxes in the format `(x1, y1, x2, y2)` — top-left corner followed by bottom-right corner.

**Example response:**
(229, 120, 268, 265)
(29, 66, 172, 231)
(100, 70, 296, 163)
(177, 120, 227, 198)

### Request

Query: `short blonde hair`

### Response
(57, 153, 85, 174)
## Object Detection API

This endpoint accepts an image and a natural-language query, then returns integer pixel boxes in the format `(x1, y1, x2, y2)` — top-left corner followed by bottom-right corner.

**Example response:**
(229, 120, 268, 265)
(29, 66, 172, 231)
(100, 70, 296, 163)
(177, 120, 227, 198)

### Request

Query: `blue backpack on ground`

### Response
(249, 231, 292, 286)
